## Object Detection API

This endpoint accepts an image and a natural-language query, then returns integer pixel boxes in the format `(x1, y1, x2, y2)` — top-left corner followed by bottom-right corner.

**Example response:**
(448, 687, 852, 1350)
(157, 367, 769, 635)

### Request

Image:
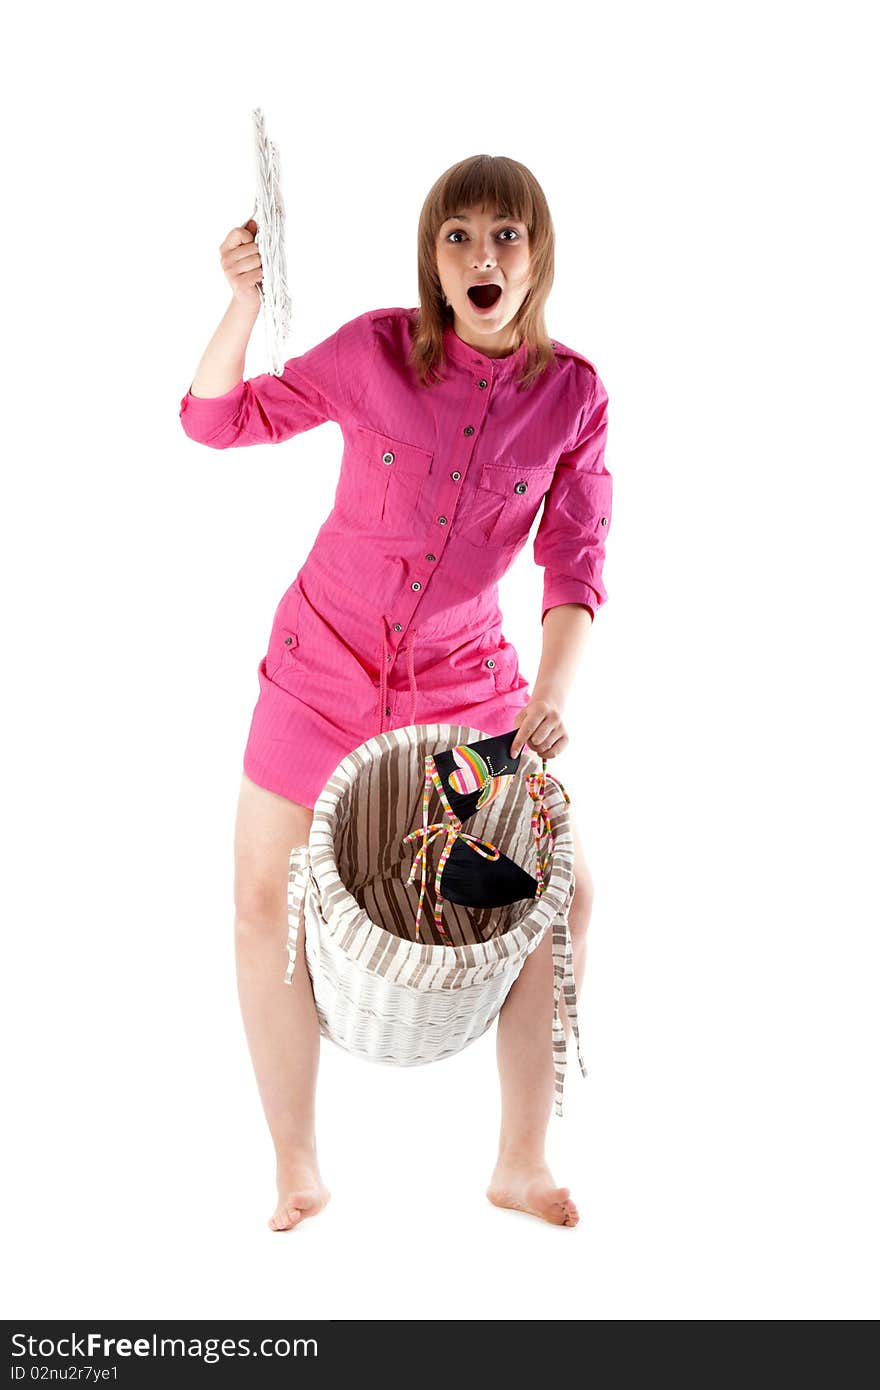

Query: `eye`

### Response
(445, 227, 523, 244)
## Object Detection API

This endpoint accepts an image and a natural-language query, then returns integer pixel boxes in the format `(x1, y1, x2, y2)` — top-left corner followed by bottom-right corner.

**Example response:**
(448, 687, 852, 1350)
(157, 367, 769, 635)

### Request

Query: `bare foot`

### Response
(487, 1157, 579, 1228)
(269, 1158, 331, 1232)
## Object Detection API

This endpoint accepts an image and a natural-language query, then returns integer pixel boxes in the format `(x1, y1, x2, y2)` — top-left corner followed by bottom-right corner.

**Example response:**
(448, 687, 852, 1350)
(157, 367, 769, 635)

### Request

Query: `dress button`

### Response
(382, 451, 394, 465)
(600, 516, 608, 525)
(385, 705, 391, 716)
(478, 378, 488, 389)
(464, 425, 475, 436)
(514, 480, 528, 494)
(412, 581, 421, 590)
(486, 658, 496, 669)
(393, 623, 402, 631)
(438, 515, 448, 525)
(451, 471, 461, 481)
(284, 636, 293, 645)
(426, 553, 436, 562)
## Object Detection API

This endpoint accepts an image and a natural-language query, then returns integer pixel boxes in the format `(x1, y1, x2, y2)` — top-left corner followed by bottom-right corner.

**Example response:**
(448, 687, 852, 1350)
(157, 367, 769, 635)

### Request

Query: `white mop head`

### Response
(250, 106, 292, 376)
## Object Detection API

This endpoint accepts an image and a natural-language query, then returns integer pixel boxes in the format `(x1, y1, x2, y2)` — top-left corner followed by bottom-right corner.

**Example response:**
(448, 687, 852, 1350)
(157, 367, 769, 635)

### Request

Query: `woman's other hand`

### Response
(510, 694, 569, 760)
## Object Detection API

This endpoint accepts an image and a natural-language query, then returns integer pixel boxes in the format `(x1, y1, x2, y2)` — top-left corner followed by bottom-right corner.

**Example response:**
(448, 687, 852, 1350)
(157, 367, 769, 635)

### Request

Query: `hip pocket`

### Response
(265, 587, 305, 690)
(481, 636, 524, 697)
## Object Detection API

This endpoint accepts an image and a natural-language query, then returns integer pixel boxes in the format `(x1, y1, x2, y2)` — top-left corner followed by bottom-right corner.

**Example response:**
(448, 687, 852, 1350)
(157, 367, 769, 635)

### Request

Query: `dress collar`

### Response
(440, 319, 531, 376)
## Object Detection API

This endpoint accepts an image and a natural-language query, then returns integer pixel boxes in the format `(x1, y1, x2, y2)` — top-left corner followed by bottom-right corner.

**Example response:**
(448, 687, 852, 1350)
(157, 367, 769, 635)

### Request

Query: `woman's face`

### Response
(435, 203, 531, 356)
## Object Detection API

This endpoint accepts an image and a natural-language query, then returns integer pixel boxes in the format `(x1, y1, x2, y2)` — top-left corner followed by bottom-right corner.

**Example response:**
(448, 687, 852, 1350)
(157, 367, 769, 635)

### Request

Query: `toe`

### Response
(542, 1187, 576, 1225)
(289, 1188, 320, 1216)
(269, 1179, 329, 1232)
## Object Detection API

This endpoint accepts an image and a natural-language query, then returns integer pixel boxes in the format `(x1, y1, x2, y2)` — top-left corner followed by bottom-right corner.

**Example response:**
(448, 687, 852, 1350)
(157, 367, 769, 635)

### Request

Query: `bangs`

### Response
(433, 157, 536, 236)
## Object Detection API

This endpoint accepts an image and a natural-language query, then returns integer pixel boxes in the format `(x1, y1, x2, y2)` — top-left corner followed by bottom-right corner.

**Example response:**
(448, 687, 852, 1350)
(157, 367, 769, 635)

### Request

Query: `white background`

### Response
(3, 0, 877, 1321)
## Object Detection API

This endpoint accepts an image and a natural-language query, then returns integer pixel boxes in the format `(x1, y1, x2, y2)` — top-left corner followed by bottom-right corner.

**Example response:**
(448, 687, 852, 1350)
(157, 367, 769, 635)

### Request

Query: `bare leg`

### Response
(488, 807, 592, 1227)
(233, 771, 330, 1231)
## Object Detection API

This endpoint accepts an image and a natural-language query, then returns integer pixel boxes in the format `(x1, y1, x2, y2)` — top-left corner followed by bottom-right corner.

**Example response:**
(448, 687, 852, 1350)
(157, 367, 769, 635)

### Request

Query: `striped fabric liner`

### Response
(284, 723, 588, 1115)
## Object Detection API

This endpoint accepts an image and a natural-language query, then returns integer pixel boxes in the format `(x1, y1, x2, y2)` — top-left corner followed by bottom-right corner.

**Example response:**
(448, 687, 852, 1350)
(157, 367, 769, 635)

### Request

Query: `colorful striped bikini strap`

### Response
(400, 753, 501, 942)
(523, 758, 570, 896)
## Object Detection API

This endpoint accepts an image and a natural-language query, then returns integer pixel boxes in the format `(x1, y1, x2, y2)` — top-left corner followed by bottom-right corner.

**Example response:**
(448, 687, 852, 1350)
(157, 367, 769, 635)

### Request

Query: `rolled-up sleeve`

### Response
(178, 309, 375, 449)
(533, 370, 612, 623)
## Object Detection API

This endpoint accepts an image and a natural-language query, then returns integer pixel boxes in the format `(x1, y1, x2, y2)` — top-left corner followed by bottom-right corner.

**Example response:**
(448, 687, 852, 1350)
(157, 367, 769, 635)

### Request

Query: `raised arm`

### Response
(179, 219, 269, 448)
(177, 216, 369, 447)
(178, 220, 375, 450)
(179, 310, 375, 450)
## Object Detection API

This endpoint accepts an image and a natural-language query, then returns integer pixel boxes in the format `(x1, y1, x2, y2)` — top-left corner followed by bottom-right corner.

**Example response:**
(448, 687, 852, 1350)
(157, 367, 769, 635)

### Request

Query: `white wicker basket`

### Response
(285, 723, 587, 1116)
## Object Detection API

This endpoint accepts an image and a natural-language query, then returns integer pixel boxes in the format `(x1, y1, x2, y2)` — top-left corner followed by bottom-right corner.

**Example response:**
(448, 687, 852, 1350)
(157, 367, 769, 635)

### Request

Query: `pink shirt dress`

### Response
(179, 307, 612, 808)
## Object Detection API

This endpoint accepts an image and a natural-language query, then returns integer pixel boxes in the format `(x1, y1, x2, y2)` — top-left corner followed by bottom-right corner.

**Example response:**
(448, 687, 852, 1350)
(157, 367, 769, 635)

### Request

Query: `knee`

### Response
(568, 860, 594, 944)
(234, 887, 288, 942)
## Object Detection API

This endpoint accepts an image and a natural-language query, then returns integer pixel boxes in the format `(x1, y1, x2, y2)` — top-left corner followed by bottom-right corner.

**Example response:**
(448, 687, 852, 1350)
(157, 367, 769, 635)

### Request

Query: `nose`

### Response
(471, 238, 497, 269)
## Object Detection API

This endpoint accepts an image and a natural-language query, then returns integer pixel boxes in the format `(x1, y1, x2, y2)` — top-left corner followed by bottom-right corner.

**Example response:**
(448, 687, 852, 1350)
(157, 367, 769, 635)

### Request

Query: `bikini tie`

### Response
(400, 754, 501, 942)
(524, 763, 570, 896)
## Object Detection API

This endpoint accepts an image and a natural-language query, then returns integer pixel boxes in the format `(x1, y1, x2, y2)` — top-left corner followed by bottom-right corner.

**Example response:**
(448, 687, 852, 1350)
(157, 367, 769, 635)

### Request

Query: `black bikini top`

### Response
(401, 729, 570, 941)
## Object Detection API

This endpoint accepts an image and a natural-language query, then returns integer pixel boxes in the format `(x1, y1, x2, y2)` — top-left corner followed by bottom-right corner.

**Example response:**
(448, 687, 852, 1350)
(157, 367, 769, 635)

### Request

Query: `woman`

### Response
(180, 154, 613, 1231)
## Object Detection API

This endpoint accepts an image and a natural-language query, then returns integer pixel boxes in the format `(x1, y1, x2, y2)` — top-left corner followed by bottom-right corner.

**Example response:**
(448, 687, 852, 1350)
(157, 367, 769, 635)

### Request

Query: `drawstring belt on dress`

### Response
(379, 625, 420, 730)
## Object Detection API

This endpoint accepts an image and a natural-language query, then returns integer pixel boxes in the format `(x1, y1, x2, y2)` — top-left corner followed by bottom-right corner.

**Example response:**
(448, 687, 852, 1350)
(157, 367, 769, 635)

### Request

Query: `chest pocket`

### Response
(351, 425, 434, 529)
(459, 462, 556, 548)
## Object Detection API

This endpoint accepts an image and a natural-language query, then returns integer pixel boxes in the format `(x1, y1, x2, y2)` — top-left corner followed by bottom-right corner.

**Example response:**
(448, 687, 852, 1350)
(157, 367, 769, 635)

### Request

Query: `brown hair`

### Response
(409, 154, 556, 391)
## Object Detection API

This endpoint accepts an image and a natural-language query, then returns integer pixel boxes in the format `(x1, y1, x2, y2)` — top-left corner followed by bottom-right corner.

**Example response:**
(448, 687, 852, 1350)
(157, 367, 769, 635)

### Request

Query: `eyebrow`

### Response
(442, 211, 521, 224)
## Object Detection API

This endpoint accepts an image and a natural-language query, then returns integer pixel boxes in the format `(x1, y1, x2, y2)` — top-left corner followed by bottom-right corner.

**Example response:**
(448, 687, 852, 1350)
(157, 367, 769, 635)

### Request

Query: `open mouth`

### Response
(467, 283, 503, 310)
